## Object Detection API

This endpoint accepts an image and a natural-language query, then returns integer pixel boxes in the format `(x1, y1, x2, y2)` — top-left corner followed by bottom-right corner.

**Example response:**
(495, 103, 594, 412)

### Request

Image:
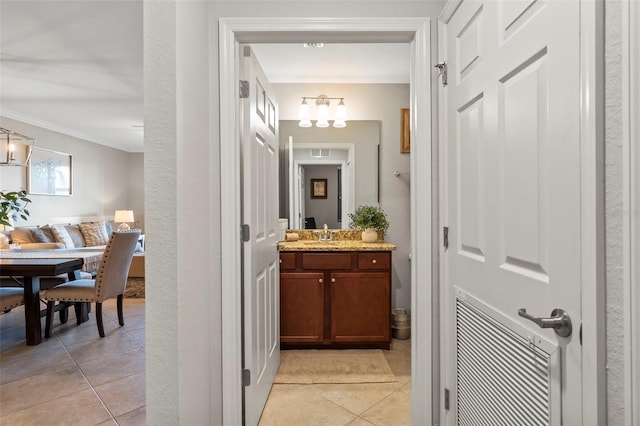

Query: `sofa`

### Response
(1, 221, 145, 285)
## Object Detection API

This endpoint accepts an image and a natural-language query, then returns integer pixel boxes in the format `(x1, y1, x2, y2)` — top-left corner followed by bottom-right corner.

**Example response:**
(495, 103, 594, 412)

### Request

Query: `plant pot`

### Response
(361, 228, 378, 243)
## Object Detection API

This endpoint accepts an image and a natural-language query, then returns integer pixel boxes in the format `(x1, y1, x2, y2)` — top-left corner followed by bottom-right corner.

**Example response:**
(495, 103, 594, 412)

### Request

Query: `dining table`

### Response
(1, 258, 85, 345)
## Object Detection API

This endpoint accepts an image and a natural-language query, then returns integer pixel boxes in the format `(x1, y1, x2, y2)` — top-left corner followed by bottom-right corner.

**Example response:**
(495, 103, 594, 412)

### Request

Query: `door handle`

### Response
(518, 308, 572, 338)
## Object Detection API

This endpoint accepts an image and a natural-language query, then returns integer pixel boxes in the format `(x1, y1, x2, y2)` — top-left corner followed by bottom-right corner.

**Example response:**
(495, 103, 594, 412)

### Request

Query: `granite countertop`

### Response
(278, 229, 397, 252)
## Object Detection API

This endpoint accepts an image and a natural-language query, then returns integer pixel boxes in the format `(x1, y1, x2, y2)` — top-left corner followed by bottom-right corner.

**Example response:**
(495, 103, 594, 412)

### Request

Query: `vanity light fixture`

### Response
(0, 128, 36, 167)
(298, 95, 348, 128)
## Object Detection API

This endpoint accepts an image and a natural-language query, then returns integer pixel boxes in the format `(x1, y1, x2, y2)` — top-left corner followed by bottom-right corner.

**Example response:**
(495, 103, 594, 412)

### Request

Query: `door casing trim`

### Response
(219, 17, 433, 426)
(623, 2, 640, 425)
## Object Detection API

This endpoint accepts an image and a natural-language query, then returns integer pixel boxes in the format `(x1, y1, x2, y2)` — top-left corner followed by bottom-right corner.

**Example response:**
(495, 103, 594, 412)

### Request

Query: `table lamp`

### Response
(114, 210, 134, 231)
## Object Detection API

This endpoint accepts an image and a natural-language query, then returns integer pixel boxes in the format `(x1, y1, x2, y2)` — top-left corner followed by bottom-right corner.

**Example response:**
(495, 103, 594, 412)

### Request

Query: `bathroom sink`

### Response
(302, 240, 341, 245)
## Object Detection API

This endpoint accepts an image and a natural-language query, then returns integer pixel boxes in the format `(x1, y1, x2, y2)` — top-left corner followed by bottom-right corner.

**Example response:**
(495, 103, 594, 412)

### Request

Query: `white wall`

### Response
(605, 1, 625, 424)
(146, 1, 443, 424)
(0, 116, 144, 228)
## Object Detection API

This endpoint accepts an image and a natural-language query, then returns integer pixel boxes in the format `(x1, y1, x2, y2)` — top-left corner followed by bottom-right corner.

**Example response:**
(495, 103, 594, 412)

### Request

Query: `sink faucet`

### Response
(319, 224, 332, 241)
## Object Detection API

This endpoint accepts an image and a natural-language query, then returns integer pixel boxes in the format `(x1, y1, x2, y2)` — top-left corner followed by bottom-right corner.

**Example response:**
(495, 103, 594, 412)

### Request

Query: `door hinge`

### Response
(443, 226, 449, 250)
(444, 388, 450, 410)
(435, 61, 448, 87)
(241, 224, 250, 242)
(239, 80, 249, 99)
(242, 369, 251, 387)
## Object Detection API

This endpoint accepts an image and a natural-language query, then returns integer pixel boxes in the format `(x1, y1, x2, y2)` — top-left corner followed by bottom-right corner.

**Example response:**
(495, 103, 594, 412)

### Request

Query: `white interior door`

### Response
(241, 45, 280, 426)
(442, 1, 585, 425)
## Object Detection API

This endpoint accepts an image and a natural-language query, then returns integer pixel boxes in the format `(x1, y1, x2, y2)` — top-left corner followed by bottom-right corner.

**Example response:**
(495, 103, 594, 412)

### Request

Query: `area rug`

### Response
(124, 277, 145, 298)
(274, 349, 396, 384)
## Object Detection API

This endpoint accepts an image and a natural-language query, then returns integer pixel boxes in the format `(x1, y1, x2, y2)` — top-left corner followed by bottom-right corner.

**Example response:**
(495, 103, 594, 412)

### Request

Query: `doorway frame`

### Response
(436, 0, 605, 424)
(219, 17, 433, 425)
(623, 2, 640, 424)
(292, 142, 355, 230)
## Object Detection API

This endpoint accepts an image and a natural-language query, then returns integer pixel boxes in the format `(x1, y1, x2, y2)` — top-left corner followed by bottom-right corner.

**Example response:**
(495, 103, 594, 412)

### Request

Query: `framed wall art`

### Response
(401, 108, 410, 154)
(311, 178, 327, 199)
(27, 147, 73, 196)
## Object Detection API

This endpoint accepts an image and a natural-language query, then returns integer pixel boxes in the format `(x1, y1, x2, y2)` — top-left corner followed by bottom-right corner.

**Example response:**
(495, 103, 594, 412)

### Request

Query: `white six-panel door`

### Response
(442, 1, 584, 424)
(242, 46, 280, 426)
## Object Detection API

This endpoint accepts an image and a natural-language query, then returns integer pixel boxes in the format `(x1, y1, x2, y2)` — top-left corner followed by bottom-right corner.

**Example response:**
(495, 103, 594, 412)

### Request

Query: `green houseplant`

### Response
(0, 190, 31, 228)
(348, 205, 389, 242)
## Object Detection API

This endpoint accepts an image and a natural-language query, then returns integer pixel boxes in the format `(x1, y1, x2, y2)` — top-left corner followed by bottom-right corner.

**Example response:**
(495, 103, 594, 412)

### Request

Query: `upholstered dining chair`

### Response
(43, 230, 140, 338)
(0, 287, 24, 313)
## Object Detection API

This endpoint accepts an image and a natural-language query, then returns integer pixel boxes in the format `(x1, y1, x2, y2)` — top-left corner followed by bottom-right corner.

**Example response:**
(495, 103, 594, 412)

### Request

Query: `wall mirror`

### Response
(279, 120, 380, 229)
(27, 147, 73, 196)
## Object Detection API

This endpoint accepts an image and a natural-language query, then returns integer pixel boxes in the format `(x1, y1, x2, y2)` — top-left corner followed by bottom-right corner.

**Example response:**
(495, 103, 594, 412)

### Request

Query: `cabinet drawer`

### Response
(280, 253, 296, 270)
(357, 252, 390, 270)
(302, 253, 352, 270)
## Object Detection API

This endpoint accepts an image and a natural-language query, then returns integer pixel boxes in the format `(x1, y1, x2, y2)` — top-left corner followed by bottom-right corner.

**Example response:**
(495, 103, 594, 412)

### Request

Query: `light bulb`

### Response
(298, 99, 310, 120)
(316, 104, 329, 127)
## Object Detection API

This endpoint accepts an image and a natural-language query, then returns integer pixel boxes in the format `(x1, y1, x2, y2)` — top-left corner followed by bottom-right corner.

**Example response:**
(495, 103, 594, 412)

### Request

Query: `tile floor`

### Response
(1, 300, 411, 426)
(0, 299, 146, 425)
(259, 339, 412, 426)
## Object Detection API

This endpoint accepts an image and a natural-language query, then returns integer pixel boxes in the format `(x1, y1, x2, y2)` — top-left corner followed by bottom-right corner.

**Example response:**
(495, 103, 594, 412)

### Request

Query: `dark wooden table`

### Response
(0, 258, 83, 345)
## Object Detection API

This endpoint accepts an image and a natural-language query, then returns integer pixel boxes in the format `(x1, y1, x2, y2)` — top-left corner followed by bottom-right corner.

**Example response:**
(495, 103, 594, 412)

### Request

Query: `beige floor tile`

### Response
(0, 340, 76, 385)
(259, 384, 357, 426)
(128, 328, 145, 346)
(94, 371, 145, 418)
(347, 417, 376, 425)
(382, 347, 411, 378)
(122, 313, 145, 332)
(52, 314, 120, 346)
(360, 387, 412, 426)
(78, 347, 145, 387)
(0, 325, 27, 352)
(0, 365, 91, 414)
(310, 382, 404, 415)
(116, 406, 146, 426)
(0, 388, 113, 426)
(65, 329, 143, 364)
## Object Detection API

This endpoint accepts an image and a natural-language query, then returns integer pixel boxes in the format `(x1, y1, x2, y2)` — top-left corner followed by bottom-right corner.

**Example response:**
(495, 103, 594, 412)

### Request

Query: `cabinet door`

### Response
(280, 272, 324, 343)
(330, 272, 390, 343)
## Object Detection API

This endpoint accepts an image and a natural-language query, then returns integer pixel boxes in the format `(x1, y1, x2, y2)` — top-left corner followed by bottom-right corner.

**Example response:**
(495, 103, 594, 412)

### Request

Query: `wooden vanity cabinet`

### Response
(280, 272, 324, 343)
(279, 251, 391, 349)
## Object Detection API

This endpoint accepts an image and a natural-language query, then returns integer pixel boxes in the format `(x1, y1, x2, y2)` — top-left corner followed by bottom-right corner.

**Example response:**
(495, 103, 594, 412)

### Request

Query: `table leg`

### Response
(22, 276, 42, 346)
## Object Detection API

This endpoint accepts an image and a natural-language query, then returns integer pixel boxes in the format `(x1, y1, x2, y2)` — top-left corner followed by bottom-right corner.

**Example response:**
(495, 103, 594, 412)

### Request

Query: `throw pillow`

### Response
(79, 221, 110, 246)
(10, 227, 35, 244)
(31, 226, 55, 243)
(65, 225, 86, 248)
(51, 225, 75, 248)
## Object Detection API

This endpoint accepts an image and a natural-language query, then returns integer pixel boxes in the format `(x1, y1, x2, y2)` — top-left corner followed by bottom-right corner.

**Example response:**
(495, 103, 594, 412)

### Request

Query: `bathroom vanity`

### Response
(278, 236, 396, 350)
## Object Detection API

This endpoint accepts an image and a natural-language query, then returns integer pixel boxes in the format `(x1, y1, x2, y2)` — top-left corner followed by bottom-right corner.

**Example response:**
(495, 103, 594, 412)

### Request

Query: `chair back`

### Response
(94, 230, 141, 302)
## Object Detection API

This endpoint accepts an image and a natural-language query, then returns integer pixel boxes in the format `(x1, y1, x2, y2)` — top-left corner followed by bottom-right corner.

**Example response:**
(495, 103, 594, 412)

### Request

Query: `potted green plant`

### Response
(348, 205, 389, 243)
(0, 189, 31, 227)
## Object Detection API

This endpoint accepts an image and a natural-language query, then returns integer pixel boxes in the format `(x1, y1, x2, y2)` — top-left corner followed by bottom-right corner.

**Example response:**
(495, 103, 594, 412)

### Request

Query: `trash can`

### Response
(391, 308, 411, 340)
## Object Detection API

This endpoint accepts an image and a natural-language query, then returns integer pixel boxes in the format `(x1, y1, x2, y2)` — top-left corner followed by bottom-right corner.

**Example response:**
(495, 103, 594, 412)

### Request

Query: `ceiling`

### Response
(0, 2, 409, 153)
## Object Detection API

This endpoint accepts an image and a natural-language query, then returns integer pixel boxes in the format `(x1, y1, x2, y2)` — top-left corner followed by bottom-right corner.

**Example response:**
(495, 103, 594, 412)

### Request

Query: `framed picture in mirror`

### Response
(311, 178, 327, 199)
(401, 108, 410, 153)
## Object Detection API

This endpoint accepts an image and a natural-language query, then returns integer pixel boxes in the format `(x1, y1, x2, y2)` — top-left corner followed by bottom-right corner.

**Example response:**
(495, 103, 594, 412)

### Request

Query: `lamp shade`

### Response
(114, 210, 134, 223)
(316, 104, 329, 128)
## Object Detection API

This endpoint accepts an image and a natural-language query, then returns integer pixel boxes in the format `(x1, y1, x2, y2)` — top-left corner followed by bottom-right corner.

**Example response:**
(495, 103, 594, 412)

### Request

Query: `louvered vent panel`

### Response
(456, 298, 553, 426)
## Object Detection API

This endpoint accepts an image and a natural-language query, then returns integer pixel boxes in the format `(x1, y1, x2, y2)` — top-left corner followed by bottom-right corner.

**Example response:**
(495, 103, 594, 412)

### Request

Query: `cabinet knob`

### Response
(331, 278, 336, 283)
(318, 278, 323, 283)
(279, 259, 282, 263)
(372, 259, 377, 264)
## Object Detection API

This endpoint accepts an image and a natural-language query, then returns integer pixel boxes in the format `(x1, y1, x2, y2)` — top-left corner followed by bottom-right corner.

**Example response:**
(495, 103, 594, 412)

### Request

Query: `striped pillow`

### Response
(79, 221, 110, 246)
(51, 225, 75, 248)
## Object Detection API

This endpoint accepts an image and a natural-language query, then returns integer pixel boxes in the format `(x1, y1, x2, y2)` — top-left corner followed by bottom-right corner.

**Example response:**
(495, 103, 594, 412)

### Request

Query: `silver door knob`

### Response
(518, 308, 572, 338)
(318, 278, 323, 283)
(331, 278, 336, 283)
(372, 259, 377, 264)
